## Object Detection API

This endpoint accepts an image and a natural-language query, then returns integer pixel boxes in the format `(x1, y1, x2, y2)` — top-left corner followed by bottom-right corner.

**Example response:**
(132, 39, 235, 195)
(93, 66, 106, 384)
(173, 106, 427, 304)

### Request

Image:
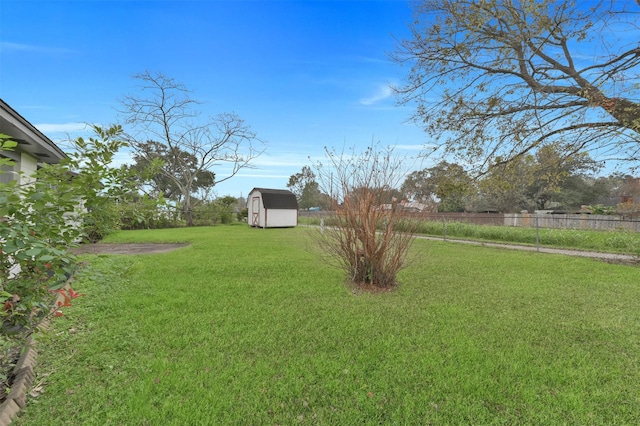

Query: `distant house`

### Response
(378, 200, 437, 213)
(399, 200, 437, 213)
(0, 98, 67, 185)
(247, 188, 298, 228)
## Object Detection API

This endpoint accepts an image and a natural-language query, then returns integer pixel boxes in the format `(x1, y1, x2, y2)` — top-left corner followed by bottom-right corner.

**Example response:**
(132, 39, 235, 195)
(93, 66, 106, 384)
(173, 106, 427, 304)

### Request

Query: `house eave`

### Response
(0, 98, 67, 163)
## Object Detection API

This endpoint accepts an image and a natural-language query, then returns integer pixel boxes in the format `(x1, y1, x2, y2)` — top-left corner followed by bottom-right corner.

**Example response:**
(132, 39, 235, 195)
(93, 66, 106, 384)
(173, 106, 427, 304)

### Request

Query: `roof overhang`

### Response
(0, 98, 67, 164)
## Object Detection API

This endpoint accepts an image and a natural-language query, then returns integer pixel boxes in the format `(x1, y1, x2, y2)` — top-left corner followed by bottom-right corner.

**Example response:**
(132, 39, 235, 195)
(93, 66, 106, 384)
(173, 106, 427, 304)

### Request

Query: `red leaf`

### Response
(68, 288, 85, 299)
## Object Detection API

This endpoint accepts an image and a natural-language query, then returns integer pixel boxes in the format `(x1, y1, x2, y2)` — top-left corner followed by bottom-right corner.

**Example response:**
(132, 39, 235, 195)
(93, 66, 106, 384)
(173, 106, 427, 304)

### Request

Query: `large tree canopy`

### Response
(129, 140, 215, 202)
(401, 161, 472, 212)
(120, 71, 264, 226)
(475, 143, 601, 212)
(394, 0, 640, 171)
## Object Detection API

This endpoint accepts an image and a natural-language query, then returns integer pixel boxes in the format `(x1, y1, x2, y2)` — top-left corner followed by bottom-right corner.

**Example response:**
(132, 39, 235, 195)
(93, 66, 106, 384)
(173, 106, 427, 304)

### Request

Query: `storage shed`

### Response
(247, 188, 298, 228)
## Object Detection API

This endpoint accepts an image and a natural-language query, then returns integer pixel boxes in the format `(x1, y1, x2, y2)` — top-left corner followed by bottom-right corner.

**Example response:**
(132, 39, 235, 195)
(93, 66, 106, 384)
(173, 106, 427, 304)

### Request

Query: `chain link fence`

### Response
(300, 211, 640, 232)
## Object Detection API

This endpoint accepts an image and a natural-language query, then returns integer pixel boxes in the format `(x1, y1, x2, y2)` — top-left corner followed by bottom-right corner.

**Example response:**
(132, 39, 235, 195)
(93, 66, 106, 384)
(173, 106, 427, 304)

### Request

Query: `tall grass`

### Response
(15, 226, 640, 425)
(411, 220, 640, 255)
(301, 215, 640, 256)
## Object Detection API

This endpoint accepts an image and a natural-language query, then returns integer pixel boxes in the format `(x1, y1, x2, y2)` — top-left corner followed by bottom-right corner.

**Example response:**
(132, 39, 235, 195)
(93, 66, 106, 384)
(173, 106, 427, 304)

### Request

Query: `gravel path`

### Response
(415, 235, 639, 264)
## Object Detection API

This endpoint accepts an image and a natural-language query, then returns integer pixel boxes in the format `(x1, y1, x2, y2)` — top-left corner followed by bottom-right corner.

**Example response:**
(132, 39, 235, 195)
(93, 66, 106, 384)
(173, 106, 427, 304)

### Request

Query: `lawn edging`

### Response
(0, 287, 67, 425)
(0, 335, 38, 425)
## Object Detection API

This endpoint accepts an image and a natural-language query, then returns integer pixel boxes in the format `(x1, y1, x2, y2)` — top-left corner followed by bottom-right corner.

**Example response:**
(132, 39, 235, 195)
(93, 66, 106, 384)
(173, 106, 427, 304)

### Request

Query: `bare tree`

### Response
(313, 145, 416, 289)
(120, 71, 264, 226)
(394, 0, 640, 171)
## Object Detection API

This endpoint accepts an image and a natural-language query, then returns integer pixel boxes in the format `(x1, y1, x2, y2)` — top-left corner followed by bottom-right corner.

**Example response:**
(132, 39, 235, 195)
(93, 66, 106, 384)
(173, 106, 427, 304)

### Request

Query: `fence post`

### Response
(535, 215, 540, 252)
(442, 216, 447, 241)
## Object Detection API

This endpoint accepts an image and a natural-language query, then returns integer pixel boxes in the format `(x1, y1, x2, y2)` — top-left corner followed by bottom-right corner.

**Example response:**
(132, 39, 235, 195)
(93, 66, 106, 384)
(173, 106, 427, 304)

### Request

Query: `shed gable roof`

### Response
(250, 188, 298, 210)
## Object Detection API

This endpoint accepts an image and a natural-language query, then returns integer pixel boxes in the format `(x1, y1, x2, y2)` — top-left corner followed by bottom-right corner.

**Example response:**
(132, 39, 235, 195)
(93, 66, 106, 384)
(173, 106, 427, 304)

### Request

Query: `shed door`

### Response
(251, 197, 260, 226)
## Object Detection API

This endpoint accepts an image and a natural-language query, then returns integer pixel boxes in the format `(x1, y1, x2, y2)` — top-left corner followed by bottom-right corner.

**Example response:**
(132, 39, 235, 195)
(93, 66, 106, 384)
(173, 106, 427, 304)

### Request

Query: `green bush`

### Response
(0, 126, 153, 350)
(84, 199, 122, 243)
(119, 196, 174, 230)
(237, 207, 248, 222)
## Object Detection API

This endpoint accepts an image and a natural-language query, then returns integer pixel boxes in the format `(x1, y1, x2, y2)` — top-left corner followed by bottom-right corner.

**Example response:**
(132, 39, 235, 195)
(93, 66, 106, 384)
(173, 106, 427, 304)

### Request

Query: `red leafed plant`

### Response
(50, 288, 85, 317)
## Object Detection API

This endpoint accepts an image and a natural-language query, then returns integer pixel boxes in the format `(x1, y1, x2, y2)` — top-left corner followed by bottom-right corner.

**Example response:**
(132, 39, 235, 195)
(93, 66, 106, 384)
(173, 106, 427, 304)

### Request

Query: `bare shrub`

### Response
(313, 145, 416, 289)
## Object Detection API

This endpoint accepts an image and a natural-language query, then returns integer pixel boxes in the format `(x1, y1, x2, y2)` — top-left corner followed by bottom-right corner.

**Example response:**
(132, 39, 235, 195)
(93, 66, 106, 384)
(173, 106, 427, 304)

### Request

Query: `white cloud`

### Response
(359, 84, 393, 106)
(250, 151, 326, 168)
(112, 151, 135, 167)
(351, 55, 391, 65)
(233, 173, 291, 179)
(35, 122, 89, 133)
(0, 41, 76, 55)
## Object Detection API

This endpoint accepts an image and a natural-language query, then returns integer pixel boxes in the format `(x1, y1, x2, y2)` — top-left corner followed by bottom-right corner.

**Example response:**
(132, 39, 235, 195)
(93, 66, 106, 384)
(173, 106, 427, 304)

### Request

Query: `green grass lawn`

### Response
(16, 226, 640, 425)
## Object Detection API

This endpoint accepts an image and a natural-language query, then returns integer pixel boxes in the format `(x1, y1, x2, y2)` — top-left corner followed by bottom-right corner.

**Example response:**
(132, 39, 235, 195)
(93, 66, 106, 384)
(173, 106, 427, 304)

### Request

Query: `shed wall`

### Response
(265, 208, 297, 228)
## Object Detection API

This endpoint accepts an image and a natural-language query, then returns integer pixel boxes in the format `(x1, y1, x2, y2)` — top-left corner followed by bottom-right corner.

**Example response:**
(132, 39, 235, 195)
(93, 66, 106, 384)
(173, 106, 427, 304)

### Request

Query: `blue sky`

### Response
(0, 0, 430, 198)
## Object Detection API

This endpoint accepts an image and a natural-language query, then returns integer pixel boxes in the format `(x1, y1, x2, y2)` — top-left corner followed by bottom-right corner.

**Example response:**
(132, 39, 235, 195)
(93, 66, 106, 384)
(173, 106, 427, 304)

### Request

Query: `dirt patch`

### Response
(70, 243, 189, 255)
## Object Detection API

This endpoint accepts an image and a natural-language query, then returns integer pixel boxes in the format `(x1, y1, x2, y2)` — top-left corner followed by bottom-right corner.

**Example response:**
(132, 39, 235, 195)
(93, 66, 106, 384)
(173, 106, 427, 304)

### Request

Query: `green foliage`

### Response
(119, 195, 175, 230)
(84, 198, 122, 243)
(128, 140, 215, 201)
(1, 162, 79, 334)
(0, 135, 18, 169)
(288, 166, 328, 210)
(237, 207, 248, 222)
(191, 196, 239, 226)
(215, 195, 238, 224)
(401, 161, 471, 212)
(67, 126, 167, 239)
(473, 145, 602, 212)
(552, 174, 614, 211)
(588, 204, 616, 215)
(0, 126, 158, 354)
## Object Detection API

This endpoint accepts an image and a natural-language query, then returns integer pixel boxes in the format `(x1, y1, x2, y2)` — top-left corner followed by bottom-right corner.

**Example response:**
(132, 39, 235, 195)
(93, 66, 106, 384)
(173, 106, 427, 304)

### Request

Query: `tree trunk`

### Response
(184, 194, 193, 227)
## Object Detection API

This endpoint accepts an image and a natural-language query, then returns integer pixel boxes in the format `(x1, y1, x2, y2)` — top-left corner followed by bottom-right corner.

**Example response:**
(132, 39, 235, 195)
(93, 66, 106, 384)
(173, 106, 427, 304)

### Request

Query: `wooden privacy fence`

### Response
(504, 213, 640, 232)
(299, 211, 640, 232)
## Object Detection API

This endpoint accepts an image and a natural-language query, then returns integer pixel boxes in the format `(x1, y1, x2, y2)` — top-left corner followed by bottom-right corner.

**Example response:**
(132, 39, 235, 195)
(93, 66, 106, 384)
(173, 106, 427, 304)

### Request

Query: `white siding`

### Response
(265, 209, 297, 228)
(19, 151, 38, 186)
